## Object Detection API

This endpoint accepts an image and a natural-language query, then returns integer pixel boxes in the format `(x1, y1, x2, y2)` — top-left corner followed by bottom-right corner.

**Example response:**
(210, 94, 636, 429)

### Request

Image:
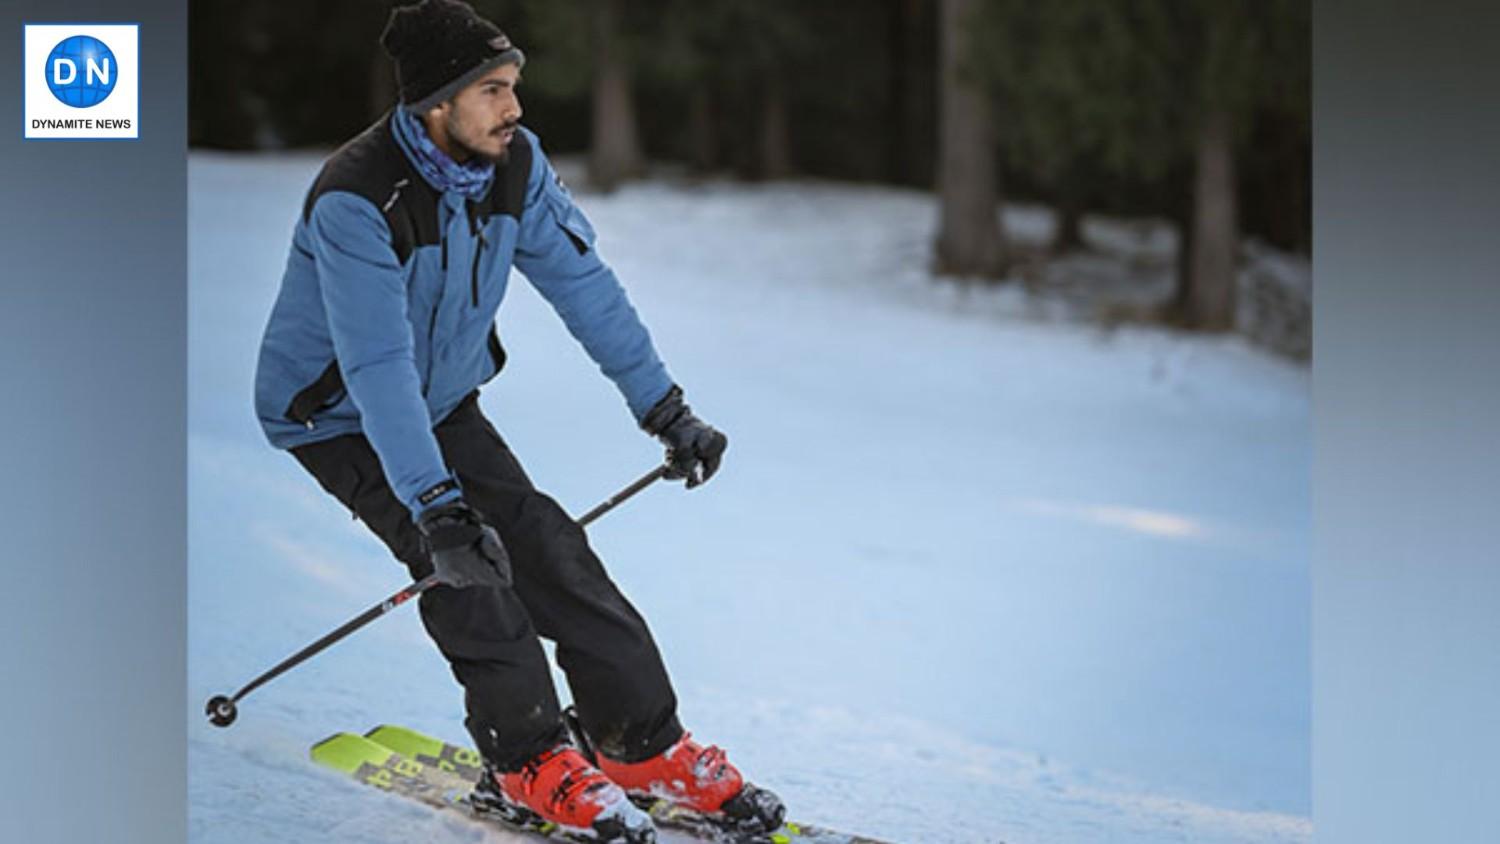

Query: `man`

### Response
(253, 2, 781, 841)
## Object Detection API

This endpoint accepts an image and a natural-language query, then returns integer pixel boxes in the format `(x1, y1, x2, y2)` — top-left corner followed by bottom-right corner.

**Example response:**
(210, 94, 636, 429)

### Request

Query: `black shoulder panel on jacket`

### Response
(300, 112, 440, 264)
(476, 131, 533, 223)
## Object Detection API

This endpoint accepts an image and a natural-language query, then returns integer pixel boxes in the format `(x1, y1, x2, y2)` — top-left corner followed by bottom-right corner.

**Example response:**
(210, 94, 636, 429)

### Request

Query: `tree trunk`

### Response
(760, 74, 793, 180)
(688, 81, 718, 174)
(1052, 192, 1084, 253)
(1186, 107, 1239, 330)
(934, 0, 1007, 279)
(589, 0, 643, 192)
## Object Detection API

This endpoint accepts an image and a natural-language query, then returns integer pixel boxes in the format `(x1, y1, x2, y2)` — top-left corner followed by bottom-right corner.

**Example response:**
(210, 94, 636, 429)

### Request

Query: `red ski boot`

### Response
(597, 732, 786, 833)
(470, 744, 656, 843)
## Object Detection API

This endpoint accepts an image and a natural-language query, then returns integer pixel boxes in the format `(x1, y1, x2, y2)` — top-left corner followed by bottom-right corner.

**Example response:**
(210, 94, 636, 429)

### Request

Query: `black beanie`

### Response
(381, 0, 525, 112)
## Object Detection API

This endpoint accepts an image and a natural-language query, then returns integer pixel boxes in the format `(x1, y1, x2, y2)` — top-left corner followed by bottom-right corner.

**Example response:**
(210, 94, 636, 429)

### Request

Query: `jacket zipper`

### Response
(426, 220, 444, 396)
(427, 203, 478, 397)
(467, 201, 485, 308)
(423, 298, 440, 397)
(471, 232, 486, 308)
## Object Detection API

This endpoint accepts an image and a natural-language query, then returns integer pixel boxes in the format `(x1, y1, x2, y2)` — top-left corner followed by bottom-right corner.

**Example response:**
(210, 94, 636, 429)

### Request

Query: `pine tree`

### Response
(973, 0, 1308, 328)
(935, 0, 1008, 279)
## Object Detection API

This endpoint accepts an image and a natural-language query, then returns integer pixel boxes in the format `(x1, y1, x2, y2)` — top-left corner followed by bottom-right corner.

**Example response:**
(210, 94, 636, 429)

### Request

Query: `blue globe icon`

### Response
(45, 35, 118, 108)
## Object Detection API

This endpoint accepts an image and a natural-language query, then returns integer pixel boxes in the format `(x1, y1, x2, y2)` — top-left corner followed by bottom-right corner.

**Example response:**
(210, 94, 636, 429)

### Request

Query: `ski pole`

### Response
(206, 463, 670, 728)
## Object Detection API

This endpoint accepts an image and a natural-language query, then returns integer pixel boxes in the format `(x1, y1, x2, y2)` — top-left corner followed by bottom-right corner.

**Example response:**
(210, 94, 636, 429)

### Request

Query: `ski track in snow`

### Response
(189, 152, 1310, 844)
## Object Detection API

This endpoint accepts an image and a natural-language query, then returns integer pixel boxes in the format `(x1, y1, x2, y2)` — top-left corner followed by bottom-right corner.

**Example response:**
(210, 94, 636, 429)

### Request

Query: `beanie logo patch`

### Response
(488, 35, 511, 51)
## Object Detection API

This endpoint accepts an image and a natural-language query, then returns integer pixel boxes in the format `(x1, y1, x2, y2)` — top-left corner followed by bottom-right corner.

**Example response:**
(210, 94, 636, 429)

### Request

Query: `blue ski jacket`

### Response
(254, 113, 673, 518)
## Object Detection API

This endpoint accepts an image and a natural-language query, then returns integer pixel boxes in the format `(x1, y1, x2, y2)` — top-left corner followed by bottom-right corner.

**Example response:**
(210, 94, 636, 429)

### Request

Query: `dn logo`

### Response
(45, 35, 118, 108)
(23, 23, 138, 139)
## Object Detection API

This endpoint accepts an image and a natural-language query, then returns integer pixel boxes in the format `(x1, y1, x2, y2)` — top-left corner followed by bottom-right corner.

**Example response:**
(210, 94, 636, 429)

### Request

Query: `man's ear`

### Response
(417, 102, 449, 143)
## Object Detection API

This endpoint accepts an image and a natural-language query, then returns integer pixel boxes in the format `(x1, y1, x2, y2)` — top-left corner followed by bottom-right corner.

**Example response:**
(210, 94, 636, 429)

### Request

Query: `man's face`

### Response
(430, 63, 522, 164)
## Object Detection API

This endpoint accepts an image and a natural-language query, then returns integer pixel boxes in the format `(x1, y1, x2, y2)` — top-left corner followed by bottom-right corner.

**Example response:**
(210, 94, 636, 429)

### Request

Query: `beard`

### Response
(446, 113, 518, 166)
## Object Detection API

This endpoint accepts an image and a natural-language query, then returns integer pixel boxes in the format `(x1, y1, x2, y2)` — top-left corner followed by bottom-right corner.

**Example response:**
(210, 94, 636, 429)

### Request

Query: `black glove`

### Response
(417, 499, 512, 589)
(642, 385, 728, 489)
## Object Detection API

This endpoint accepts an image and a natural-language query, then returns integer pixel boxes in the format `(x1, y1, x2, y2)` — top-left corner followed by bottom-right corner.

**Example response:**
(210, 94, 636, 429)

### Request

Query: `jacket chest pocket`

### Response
(544, 178, 596, 255)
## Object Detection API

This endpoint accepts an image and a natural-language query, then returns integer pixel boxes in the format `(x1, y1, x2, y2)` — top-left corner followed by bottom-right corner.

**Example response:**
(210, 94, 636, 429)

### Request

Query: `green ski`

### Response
(364, 723, 486, 781)
(310, 731, 577, 841)
(310, 731, 471, 809)
(361, 724, 894, 844)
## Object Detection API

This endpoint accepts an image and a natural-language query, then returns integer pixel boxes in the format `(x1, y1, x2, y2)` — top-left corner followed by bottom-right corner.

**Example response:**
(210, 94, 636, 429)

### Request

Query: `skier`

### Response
(252, 2, 782, 841)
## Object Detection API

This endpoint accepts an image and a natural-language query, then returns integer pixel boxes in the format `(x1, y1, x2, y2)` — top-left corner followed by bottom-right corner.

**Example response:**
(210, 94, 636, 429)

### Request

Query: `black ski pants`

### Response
(291, 392, 681, 771)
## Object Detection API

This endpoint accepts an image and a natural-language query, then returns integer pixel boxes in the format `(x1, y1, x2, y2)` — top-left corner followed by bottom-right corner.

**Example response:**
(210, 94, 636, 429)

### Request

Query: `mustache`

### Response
(490, 120, 519, 137)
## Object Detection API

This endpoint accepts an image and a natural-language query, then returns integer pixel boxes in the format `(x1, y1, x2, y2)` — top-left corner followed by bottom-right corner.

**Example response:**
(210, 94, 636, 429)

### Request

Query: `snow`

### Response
(188, 152, 1310, 844)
